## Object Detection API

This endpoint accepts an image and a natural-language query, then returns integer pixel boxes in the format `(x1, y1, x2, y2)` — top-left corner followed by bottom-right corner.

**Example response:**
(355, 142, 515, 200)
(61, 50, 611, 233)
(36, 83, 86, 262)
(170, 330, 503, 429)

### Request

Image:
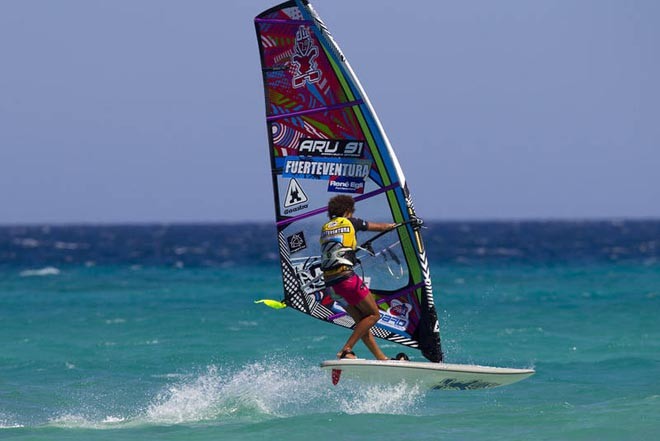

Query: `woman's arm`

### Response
(366, 221, 397, 232)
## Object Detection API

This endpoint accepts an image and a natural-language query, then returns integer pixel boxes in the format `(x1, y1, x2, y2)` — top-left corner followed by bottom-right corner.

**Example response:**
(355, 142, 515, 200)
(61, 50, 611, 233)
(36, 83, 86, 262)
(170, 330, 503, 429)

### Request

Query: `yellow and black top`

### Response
(319, 217, 368, 283)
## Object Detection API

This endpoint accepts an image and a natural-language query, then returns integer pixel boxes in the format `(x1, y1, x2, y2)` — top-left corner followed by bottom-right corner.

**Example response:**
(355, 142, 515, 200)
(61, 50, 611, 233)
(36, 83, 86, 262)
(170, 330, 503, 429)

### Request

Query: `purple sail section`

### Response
(256, 11, 352, 118)
(267, 107, 367, 159)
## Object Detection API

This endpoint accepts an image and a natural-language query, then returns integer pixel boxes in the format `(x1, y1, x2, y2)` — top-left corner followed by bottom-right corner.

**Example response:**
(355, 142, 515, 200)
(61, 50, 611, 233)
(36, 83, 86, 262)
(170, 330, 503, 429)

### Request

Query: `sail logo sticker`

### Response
(284, 178, 308, 207)
(283, 157, 371, 181)
(328, 176, 365, 194)
(283, 178, 309, 215)
(291, 26, 322, 88)
(286, 231, 307, 254)
(389, 300, 411, 318)
(298, 139, 365, 158)
(378, 300, 412, 333)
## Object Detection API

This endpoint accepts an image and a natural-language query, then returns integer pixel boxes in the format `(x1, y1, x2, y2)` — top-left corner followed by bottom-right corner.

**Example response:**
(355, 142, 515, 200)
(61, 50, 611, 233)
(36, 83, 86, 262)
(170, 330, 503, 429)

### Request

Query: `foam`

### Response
(49, 414, 123, 429)
(0, 412, 23, 429)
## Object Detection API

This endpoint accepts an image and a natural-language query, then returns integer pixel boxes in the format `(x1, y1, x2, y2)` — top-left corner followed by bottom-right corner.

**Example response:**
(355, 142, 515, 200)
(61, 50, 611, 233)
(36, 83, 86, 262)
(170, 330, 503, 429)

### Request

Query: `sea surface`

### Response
(1, 221, 658, 440)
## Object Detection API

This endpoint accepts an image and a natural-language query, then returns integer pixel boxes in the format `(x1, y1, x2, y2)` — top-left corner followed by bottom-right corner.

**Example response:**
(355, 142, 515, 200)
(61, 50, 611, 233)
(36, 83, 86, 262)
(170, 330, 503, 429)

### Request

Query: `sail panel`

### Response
(255, 0, 442, 362)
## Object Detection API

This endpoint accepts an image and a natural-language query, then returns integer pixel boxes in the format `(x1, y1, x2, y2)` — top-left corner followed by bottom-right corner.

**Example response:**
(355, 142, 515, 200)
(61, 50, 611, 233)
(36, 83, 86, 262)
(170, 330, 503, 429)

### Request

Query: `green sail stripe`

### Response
(387, 191, 422, 292)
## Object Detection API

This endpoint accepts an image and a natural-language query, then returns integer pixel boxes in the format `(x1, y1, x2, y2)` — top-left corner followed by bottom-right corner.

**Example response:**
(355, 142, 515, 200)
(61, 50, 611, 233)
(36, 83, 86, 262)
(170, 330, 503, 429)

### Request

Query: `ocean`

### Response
(1, 221, 658, 440)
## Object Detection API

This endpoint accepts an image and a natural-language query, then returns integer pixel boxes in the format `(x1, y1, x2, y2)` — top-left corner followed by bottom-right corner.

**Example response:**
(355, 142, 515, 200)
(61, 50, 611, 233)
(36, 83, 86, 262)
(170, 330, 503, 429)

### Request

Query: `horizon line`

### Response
(1, 216, 659, 228)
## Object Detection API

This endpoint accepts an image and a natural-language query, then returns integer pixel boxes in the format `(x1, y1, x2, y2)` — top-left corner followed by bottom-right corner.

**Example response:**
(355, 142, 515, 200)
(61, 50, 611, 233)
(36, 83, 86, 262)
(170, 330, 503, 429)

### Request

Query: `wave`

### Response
(44, 357, 425, 429)
(19, 266, 61, 277)
(54, 241, 88, 250)
(12, 237, 40, 248)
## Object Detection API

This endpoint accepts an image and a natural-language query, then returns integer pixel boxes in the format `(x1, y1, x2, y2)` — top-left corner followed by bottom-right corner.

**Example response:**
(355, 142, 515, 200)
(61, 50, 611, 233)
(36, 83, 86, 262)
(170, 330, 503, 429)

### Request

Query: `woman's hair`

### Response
(327, 195, 355, 218)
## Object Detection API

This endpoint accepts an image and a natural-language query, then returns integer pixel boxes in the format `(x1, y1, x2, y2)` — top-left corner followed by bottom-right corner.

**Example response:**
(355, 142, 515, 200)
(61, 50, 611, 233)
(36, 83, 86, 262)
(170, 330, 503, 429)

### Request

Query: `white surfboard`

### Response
(321, 359, 535, 390)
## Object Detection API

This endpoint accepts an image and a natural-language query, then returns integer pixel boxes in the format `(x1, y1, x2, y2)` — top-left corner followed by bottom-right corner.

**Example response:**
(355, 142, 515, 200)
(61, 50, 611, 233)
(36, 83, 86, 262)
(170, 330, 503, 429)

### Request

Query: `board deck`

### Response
(320, 359, 535, 390)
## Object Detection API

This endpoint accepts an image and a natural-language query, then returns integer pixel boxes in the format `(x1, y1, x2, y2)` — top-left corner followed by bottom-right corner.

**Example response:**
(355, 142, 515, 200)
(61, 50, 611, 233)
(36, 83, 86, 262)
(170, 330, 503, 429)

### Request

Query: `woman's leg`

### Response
(338, 294, 388, 360)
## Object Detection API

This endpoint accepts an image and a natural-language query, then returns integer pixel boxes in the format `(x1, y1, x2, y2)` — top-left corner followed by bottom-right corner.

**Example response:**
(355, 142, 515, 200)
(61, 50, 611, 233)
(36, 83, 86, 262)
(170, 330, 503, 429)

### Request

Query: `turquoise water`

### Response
(1, 223, 659, 440)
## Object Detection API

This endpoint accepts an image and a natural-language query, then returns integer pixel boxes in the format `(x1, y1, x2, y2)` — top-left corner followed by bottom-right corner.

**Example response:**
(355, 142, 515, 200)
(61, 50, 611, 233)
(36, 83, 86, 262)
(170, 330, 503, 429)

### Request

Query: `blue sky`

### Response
(1, 0, 658, 224)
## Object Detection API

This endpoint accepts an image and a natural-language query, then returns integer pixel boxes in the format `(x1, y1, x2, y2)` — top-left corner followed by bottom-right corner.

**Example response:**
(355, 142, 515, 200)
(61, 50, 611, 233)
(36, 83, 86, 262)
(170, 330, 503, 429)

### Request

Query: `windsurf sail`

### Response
(255, 0, 443, 362)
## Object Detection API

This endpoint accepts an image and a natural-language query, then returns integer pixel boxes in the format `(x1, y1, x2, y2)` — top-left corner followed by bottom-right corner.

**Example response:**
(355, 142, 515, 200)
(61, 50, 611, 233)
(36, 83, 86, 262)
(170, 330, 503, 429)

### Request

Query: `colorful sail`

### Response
(255, 0, 443, 362)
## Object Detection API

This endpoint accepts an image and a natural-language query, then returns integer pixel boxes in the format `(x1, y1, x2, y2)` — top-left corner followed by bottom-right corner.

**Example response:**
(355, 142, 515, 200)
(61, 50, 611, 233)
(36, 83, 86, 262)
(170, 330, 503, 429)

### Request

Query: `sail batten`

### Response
(276, 183, 400, 227)
(255, 0, 443, 362)
(266, 100, 364, 122)
(255, 18, 313, 25)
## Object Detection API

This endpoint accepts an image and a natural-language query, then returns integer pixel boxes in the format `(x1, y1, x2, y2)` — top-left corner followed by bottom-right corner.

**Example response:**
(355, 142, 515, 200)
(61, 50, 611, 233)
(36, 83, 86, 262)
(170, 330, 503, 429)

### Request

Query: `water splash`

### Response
(338, 382, 423, 415)
(142, 358, 340, 422)
(143, 365, 226, 424)
(45, 357, 426, 429)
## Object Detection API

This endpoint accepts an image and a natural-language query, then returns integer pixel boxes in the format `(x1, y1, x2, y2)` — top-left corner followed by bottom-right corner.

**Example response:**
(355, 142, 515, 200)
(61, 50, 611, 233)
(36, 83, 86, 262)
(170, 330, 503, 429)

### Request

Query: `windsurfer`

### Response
(320, 195, 397, 360)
